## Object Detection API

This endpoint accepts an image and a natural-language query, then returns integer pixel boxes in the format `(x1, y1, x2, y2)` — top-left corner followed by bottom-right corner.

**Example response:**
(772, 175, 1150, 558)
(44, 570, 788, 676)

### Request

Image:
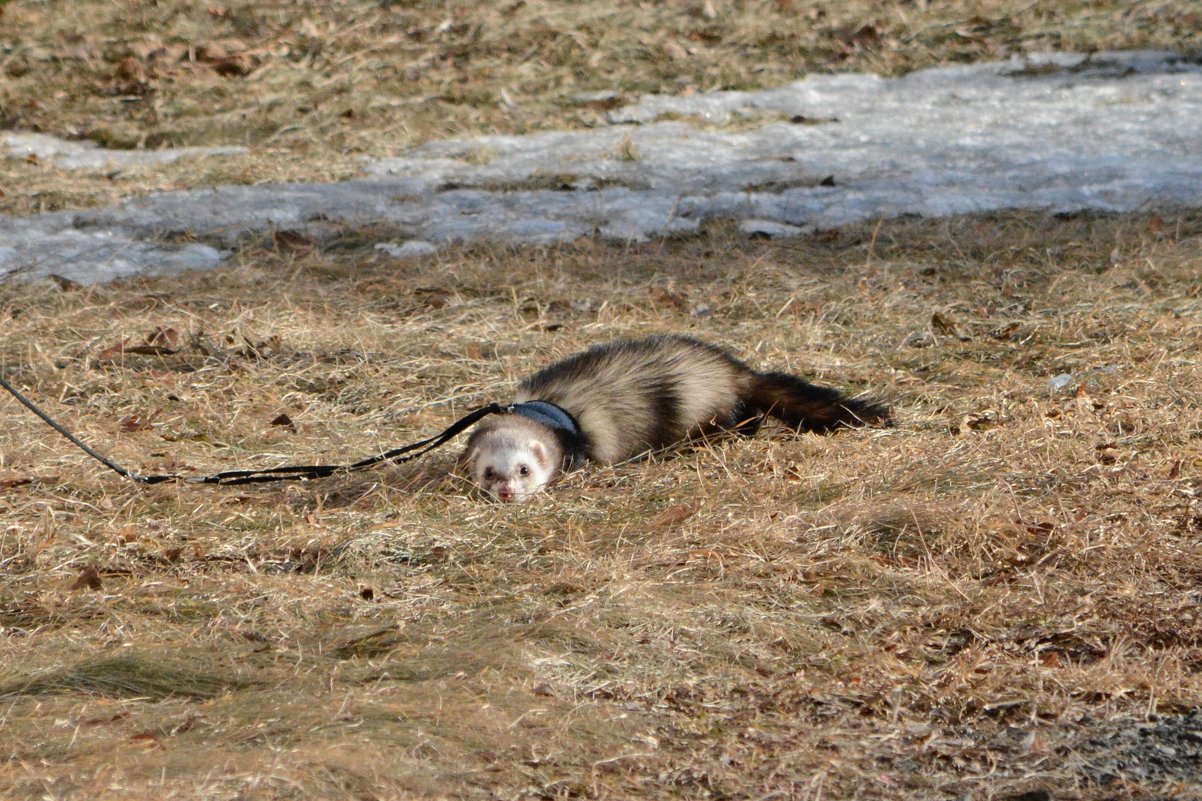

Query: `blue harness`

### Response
(511, 401, 580, 435)
(509, 401, 588, 468)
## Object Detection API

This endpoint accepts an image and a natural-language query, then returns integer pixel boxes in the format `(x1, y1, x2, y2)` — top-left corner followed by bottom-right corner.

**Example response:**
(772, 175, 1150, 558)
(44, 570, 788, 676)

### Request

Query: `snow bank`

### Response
(3, 51, 1199, 284)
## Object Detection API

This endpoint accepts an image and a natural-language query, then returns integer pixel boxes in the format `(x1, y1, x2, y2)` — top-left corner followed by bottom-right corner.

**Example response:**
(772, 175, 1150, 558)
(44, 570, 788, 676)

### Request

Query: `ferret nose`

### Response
(497, 485, 514, 501)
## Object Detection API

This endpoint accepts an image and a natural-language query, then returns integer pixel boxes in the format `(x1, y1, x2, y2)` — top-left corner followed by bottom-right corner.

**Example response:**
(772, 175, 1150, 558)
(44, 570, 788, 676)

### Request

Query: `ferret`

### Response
(461, 334, 890, 502)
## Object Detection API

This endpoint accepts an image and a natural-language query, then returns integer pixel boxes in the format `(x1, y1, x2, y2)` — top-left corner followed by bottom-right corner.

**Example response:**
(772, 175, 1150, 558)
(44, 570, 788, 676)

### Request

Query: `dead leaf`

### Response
(990, 322, 1020, 340)
(649, 286, 688, 312)
(129, 731, 166, 750)
(72, 566, 103, 591)
(146, 326, 180, 349)
(270, 413, 297, 432)
(112, 526, 138, 546)
(957, 411, 999, 435)
(652, 504, 693, 528)
(97, 327, 181, 359)
(235, 334, 283, 358)
(118, 412, 157, 432)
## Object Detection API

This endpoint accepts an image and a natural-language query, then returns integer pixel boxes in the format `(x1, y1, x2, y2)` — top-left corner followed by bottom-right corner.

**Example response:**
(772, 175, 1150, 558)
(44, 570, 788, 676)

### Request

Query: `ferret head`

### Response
(461, 420, 559, 502)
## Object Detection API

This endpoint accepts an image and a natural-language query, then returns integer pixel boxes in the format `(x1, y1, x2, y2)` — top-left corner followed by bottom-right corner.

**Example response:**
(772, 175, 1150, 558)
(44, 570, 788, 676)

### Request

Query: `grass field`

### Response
(4, 213, 1201, 799)
(3, 2, 1202, 800)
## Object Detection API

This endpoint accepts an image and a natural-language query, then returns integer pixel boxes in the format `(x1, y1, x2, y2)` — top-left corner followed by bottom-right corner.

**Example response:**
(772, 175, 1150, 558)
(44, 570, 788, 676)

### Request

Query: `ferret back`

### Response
(514, 335, 750, 463)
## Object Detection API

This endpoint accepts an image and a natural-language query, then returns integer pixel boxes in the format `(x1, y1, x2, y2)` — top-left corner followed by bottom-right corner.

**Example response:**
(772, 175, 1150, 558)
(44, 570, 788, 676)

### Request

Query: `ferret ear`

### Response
(530, 441, 549, 469)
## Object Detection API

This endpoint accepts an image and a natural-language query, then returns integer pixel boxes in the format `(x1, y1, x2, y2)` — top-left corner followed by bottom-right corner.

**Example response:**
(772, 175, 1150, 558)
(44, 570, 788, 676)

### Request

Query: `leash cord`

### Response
(0, 371, 505, 486)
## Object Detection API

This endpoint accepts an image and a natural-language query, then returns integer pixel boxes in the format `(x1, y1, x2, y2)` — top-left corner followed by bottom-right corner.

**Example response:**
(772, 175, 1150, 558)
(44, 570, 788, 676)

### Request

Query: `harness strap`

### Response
(509, 400, 582, 439)
(1, 369, 506, 487)
(0, 372, 177, 484)
(191, 403, 508, 486)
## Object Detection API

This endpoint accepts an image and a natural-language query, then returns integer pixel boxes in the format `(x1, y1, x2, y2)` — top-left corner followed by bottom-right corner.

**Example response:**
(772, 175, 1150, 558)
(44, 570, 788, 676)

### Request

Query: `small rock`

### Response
(1048, 373, 1076, 393)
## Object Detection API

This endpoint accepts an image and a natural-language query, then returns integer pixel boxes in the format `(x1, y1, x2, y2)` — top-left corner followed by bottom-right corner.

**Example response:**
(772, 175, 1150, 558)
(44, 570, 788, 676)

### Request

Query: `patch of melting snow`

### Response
(2, 51, 1200, 284)
(374, 240, 438, 259)
(2, 132, 247, 170)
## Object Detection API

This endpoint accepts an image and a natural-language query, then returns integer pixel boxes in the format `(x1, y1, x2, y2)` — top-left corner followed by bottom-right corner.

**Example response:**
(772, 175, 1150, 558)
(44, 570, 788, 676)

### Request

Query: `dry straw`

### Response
(3, 211, 1201, 798)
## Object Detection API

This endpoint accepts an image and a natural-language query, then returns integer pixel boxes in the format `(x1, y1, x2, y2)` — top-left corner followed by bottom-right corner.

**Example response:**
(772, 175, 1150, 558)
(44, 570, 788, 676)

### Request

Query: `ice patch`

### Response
(3, 132, 247, 170)
(0, 217, 226, 284)
(2, 51, 1201, 284)
(375, 240, 438, 259)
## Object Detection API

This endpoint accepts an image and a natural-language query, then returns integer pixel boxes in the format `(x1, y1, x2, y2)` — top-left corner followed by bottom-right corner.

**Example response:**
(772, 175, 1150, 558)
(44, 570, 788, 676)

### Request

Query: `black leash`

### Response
(0, 370, 506, 486)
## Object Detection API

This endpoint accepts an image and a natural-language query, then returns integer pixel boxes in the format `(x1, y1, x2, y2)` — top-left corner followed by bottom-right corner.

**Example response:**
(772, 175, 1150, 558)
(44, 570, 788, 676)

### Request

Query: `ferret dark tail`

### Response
(747, 371, 891, 433)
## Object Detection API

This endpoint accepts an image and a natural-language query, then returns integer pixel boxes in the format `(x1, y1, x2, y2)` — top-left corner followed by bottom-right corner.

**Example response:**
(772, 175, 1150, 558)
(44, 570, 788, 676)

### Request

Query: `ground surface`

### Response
(3, 2, 1202, 800)
(3, 213, 1202, 800)
(3, 0, 1201, 215)
(7, 50, 1202, 284)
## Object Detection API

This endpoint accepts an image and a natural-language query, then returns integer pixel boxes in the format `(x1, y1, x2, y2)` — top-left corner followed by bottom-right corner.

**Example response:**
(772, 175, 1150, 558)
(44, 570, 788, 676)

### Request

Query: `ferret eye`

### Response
(483, 467, 495, 479)
(518, 465, 530, 477)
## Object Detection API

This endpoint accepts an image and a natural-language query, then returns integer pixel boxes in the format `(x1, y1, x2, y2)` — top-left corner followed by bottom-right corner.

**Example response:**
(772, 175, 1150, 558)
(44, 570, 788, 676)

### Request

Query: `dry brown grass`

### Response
(5, 1, 1202, 798)
(3, 0, 1201, 213)
(2, 212, 1202, 799)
